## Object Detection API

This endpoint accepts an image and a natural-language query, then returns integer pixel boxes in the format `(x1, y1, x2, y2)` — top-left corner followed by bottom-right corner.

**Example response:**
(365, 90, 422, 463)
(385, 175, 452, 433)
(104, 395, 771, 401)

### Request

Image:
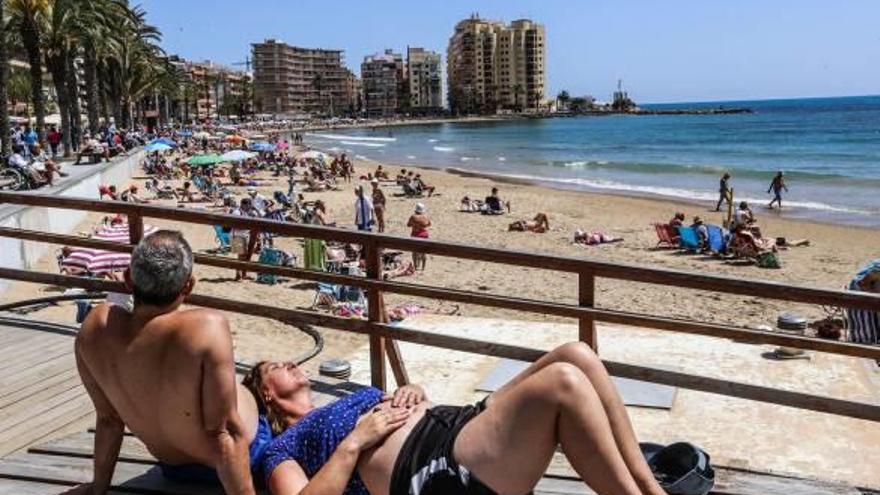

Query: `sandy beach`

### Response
(4, 152, 877, 369)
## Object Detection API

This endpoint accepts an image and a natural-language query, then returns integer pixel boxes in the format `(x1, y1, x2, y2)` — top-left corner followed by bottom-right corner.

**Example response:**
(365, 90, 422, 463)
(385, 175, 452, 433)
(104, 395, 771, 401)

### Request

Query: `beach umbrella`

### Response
(296, 150, 331, 162)
(149, 137, 177, 147)
(225, 134, 246, 143)
(60, 224, 158, 274)
(187, 154, 226, 166)
(249, 141, 276, 152)
(145, 142, 173, 153)
(276, 140, 290, 151)
(221, 150, 257, 162)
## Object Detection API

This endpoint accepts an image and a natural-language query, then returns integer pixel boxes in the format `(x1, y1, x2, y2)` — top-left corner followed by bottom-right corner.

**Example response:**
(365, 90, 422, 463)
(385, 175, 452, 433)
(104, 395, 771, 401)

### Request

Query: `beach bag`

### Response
(641, 442, 715, 495)
(756, 251, 781, 269)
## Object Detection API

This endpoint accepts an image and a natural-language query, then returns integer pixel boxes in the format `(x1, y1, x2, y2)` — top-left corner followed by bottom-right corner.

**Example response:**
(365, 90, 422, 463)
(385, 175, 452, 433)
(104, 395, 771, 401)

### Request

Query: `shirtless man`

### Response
(70, 231, 266, 495)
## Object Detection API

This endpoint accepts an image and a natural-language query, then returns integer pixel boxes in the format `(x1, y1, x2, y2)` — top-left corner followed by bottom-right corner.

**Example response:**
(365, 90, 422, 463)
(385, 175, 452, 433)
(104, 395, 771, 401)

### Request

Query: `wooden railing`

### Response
(1, 191, 880, 423)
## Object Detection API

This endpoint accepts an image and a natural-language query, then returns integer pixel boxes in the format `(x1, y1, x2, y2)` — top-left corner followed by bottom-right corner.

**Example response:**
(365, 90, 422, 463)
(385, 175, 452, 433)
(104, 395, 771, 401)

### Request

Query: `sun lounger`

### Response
(256, 248, 289, 285)
(212, 225, 231, 253)
(676, 227, 703, 253)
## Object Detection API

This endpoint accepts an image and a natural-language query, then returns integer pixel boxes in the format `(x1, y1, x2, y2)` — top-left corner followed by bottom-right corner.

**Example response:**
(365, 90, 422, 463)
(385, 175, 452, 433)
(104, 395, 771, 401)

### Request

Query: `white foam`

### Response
(433, 146, 455, 152)
(460, 157, 481, 162)
(309, 133, 396, 142)
(340, 141, 387, 148)
(406, 155, 417, 160)
(428, 139, 438, 143)
(355, 155, 368, 161)
(498, 157, 507, 161)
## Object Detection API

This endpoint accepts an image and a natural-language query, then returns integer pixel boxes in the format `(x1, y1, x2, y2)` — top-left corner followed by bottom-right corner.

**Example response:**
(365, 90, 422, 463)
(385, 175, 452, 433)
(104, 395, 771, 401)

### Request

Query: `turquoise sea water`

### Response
(309, 95, 880, 227)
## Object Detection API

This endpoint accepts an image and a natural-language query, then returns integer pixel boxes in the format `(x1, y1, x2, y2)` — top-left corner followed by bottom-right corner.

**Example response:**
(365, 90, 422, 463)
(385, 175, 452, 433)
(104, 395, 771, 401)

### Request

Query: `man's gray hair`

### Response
(129, 230, 193, 306)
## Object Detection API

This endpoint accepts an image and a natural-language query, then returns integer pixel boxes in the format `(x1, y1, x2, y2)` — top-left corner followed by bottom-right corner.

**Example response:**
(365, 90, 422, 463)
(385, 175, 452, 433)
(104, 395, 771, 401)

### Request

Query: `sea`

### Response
(306, 95, 880, 228)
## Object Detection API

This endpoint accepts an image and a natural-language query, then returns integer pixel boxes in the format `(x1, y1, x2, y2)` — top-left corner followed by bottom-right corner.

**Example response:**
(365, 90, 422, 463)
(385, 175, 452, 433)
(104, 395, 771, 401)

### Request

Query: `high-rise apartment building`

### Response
(406, 47, 443, 115)
(252, 39, 356, 117)
(361, 49, 406, 118)
(447, 15, 546, 115)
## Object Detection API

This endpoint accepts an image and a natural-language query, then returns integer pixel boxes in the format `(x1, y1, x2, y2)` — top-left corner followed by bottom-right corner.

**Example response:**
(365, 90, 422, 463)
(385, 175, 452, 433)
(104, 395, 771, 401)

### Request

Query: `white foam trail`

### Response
(308, 133, 396, 142)
(428, 139, 438, 143)
(448, 169, 874, 215)
(433, 146, 454, 152)
(460, 156, 481, 162)
(340, 141, 387, 148)
(498, 157, 507, 161)
(355, 155, 368, 160)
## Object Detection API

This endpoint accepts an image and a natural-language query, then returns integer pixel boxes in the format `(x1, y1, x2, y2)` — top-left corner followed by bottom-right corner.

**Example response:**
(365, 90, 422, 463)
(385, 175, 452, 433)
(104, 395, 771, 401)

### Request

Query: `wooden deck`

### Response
(0, 317, 873, 494)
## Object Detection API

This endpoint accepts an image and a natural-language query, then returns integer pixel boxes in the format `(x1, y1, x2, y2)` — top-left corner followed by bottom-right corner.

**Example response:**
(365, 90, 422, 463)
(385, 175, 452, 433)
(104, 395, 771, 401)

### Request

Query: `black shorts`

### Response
(390, 400, 496, 495)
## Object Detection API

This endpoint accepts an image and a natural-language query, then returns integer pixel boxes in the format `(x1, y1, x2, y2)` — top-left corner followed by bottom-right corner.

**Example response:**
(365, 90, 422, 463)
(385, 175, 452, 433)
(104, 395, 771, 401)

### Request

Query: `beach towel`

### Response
(303, 238, 326, 271)
(846, 260, 880, 345)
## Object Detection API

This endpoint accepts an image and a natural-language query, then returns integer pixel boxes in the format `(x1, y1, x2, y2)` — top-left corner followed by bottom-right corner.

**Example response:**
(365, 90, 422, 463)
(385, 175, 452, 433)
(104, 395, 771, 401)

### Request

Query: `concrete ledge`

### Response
(0, 149, 146, 293)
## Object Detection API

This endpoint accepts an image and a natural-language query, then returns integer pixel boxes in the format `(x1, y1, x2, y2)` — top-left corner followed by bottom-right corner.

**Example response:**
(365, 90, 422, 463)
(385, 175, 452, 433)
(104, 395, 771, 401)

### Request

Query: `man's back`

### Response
(77, 304, 258, 465)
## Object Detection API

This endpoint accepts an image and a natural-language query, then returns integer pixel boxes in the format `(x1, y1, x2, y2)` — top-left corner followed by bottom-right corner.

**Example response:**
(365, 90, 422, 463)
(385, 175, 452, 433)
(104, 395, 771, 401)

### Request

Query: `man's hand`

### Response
(387, 384, 426, 408)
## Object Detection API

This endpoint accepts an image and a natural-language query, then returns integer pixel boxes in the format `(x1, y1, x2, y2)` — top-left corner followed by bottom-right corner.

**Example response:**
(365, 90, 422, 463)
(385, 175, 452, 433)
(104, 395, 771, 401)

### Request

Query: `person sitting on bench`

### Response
(70, 231, 266, 495)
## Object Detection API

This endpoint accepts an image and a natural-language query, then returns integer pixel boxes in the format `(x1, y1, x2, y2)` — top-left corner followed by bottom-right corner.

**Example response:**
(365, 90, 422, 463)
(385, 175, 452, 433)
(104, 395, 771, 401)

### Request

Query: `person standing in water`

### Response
(767, 171, 789, 209)
(715, 172, 732, 212)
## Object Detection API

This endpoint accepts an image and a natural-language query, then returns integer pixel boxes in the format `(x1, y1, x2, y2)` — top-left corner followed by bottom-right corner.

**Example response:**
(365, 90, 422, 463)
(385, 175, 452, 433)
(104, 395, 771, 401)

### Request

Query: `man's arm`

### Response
(199, 315, 256, 495)
(74, 332, 124, 494)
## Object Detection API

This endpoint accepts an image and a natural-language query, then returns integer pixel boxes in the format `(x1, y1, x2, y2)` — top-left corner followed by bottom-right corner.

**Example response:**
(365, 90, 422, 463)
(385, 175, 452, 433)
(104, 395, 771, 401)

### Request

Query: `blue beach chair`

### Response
(213, 225, 231, 253)
(706, 225, 728, 255)
(256, 248, 286, 285)
(676, 227, 702, 253)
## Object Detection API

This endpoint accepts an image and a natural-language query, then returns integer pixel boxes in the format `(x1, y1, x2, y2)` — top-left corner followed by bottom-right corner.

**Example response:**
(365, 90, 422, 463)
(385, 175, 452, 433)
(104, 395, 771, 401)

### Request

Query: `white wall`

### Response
(0, 149, 146, 294)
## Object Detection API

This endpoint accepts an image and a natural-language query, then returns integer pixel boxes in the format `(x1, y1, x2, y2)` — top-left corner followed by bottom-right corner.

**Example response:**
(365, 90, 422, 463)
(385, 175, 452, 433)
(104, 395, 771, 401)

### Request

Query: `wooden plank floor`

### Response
(0, 317, 870, 494)
(0, 318, 94, 459)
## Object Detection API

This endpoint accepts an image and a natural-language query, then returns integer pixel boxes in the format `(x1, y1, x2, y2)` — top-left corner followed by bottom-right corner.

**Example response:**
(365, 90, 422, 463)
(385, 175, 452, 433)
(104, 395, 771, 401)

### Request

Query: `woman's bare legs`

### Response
(454, 362, 642, 495)
(491, 342, 665, 495)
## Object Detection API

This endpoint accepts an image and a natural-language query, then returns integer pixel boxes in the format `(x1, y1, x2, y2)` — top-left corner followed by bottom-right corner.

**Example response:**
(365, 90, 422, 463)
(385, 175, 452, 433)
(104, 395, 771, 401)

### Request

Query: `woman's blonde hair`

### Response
(242, 362, 287, 435)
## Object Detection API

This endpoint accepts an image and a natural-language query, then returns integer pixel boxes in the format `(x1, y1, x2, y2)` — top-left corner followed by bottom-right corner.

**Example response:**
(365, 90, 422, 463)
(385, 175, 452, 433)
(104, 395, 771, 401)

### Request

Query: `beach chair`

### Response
(706, 225, 729, 255)
(212, 225, 231, 253)
(653, 223, 679, 248)
(676, 227, 702, 253)
(256, 247, 286, 285)
(312, 282, 340, 309)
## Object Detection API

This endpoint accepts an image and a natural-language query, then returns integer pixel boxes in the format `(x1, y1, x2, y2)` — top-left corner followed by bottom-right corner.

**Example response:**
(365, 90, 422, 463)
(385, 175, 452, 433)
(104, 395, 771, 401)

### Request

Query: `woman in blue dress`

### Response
(245, 342, 667, 495)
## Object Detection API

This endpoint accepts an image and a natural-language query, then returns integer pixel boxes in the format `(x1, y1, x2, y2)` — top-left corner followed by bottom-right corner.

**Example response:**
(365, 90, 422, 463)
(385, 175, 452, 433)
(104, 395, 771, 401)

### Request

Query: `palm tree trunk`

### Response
(19, 21, 46, 146)
(0, 1, 11, 156)
(65, 52, 82, 150)
(47, 54, 72, 158)
(82, 41, 100, 135)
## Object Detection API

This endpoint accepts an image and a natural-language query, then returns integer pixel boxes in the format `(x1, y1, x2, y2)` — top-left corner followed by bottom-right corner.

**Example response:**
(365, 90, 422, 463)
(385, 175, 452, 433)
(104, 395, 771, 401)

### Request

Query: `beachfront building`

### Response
(252, 39, 355, 118)
(447, 15, 546, 115)
(361, 49, 407, 118)
(406, 47, 443, 115)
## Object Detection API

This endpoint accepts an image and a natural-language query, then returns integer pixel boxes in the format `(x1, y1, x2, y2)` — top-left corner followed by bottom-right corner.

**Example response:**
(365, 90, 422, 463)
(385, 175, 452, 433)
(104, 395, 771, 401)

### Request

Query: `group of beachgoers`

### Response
(65, 229, 678, 495)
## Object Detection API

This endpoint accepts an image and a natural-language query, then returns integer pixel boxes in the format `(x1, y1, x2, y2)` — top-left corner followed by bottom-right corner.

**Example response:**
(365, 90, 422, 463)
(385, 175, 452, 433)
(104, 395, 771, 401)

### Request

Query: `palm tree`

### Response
(8, 0, 49, 146)
(0, 0, 11, 156)
(8, 67, 31, 118)
(41, 0, 79, 156)
(556, 90, 570, 111)
(512, 83, 523, 112)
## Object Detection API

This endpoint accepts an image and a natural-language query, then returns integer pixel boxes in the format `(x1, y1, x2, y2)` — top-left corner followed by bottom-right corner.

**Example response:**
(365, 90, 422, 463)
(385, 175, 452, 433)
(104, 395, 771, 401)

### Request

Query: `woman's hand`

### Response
(346, 408, 411, 452)
(389, 384, 426, 408)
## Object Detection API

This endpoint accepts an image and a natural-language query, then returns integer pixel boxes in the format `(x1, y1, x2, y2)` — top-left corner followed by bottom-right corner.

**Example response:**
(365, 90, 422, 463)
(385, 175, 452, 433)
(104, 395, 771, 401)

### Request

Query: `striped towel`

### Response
(846, 260, 880, 345)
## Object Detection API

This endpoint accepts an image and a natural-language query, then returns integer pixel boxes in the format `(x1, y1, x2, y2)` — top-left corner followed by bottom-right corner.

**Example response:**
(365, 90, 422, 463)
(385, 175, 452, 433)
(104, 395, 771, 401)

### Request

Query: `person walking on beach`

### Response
(407, 203, 431, 271)
(715, 172, 732, 212)
(354, 185, 374, 231)
(371, 179, 387, 233)
(767, 171, 788, 209)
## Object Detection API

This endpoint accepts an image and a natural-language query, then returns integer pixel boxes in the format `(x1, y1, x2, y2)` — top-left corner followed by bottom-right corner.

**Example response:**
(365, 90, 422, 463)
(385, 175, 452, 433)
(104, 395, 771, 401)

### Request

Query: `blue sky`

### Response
(141, 0, 880, 103)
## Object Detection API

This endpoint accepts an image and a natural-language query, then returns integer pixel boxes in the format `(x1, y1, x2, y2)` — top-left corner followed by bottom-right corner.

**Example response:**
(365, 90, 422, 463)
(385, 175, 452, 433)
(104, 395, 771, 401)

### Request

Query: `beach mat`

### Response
(476, 359, 677, 410)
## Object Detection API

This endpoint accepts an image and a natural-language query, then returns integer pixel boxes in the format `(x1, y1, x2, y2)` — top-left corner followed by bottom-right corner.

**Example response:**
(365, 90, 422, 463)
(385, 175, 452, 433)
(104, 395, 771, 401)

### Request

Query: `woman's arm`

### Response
(268, 408, 411, 495)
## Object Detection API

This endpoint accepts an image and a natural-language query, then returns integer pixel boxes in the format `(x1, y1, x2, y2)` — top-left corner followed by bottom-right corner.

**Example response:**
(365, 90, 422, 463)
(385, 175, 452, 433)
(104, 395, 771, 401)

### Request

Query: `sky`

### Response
(140, 0, 880, 104)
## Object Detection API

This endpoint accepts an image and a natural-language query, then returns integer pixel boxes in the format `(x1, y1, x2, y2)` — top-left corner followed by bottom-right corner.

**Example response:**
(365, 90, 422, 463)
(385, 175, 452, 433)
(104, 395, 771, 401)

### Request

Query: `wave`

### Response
(498, 157, 507, 161)
(460, 156, 481, 162)
(406, 155, 417, 160)
(550, 159, 880, 185)
(340, 141, 387, 148)
(309, 133, 397, 142)
(433, 146, 455, 152)
(428, 139, 438, 143)
(448, 168, 875, 215)
(355, 155, 369, 161)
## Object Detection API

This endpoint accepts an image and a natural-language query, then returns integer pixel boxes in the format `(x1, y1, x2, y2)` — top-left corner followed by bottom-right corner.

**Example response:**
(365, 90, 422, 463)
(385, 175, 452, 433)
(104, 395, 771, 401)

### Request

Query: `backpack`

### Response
(756, 251, 781, 269)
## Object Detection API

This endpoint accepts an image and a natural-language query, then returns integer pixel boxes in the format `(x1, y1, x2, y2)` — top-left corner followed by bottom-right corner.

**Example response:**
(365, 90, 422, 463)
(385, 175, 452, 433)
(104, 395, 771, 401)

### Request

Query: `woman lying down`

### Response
(244, 342, 667, 495)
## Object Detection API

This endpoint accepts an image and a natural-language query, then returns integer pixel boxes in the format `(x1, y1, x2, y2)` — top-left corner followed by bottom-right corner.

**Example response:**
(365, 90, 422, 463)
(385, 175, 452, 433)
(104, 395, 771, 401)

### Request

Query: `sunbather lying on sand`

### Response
(573, 229, 624, 245)
(509, 213, 550, 233)
(244, 341, 669, 495)
(460, 195, 484, 212)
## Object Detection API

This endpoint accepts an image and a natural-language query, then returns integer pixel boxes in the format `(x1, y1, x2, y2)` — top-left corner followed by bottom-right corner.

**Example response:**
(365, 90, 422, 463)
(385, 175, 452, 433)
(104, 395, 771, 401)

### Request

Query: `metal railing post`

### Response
(579, 271, 597, 351)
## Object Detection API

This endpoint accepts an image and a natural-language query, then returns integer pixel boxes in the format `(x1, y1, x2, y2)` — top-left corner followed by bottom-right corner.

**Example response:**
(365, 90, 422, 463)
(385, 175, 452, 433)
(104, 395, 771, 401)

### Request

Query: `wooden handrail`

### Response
(1, 266, 878, 423)
(2, 192, 879, 310)
(1, 225, 879, 361)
